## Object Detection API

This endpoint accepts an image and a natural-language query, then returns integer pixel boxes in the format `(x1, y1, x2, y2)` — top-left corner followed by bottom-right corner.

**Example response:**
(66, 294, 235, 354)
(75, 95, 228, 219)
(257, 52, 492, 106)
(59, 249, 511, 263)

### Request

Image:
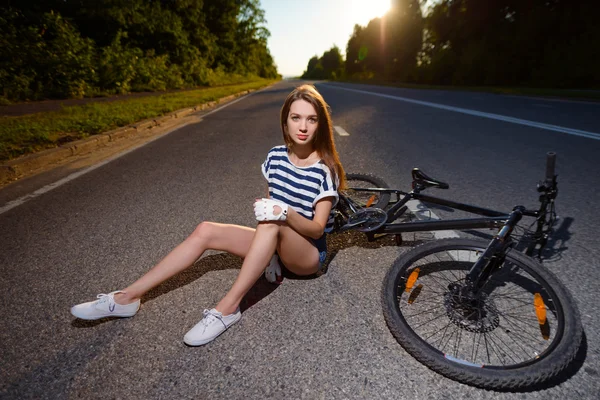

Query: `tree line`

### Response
(303, 0, 598, 89)
(0, 0, 279, 101)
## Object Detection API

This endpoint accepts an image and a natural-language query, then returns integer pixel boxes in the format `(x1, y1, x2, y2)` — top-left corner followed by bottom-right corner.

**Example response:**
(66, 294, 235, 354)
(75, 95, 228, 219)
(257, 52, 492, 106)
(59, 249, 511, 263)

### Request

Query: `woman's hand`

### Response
(254, 198, 289, 221)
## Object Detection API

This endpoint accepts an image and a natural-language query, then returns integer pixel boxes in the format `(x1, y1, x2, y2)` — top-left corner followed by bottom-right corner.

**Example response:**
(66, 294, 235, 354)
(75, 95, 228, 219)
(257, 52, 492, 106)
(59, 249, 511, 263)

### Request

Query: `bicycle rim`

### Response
(383, 239, 582, 389)
(344, 173, 390, 210)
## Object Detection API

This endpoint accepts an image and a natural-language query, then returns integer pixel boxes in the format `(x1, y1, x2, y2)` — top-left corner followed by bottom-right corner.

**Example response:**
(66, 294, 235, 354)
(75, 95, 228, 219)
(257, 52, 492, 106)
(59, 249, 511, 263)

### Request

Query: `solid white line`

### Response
(321, 84, 600, 141)
(0, 92, 257, 216)
(334, 126, 350, 136)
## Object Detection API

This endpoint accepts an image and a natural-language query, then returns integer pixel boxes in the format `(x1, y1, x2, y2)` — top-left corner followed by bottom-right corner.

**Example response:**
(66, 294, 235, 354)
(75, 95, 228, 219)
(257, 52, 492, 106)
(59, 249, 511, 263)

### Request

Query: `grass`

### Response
(340, 78, 600, 101)
(0, 79, 277, 162)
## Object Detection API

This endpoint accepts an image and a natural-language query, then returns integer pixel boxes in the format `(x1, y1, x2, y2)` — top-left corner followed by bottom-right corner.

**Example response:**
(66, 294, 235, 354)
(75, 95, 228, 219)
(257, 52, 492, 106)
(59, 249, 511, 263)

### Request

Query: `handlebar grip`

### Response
(545, 151, 556, 181)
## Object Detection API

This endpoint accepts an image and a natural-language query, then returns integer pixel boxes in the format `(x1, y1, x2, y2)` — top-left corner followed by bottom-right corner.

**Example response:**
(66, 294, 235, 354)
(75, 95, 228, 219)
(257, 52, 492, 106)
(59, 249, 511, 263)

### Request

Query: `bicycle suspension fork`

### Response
(462, 207, 525, 297)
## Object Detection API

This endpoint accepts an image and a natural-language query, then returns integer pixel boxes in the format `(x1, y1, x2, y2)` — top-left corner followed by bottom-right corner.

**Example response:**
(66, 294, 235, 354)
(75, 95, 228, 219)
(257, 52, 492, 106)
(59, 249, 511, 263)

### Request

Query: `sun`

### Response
(349, 0, 391, 26)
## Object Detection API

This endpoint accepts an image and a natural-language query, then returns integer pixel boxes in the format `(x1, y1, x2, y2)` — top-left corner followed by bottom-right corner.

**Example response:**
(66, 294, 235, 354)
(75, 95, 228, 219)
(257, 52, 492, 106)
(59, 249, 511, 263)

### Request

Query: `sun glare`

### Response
(349, 0, 391, 26)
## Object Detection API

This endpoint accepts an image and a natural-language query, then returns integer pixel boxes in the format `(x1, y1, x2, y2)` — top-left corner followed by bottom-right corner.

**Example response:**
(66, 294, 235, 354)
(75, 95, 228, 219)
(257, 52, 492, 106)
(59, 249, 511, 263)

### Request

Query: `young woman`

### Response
(71, 84, 346, 346)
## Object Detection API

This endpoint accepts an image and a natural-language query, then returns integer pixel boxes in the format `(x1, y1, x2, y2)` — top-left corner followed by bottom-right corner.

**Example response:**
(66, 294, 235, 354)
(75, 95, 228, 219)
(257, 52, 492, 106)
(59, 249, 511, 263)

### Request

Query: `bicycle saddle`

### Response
(411, 168, 449, 189)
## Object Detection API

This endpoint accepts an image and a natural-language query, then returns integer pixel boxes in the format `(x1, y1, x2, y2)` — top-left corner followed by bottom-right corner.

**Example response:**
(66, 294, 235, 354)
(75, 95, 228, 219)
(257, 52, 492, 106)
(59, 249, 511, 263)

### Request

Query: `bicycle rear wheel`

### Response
(382, 238, 582, 390)
(344, 173, 390, 210)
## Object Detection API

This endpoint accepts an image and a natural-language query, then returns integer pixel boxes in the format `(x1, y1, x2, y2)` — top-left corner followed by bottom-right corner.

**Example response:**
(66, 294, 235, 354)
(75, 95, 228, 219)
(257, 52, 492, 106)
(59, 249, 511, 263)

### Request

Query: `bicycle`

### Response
(335, 152, 583, 390)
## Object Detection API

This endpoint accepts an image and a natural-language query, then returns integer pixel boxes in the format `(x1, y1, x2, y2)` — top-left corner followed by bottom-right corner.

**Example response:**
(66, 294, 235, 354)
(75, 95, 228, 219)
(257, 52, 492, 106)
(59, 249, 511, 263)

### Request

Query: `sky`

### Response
(261, 0, 393, 77)
(261, 0, 437, 77)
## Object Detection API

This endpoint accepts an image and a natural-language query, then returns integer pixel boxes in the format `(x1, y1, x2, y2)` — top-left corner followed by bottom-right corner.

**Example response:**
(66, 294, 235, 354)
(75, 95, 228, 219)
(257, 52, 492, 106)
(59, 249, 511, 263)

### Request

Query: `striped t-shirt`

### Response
(262, 145, 339, 232)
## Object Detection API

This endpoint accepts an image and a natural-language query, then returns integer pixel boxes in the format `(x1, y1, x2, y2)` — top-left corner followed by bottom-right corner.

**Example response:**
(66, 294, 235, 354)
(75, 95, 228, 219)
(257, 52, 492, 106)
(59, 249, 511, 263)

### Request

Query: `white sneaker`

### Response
(183, 308, 241, 346)
(70, 291, 140, 320)
(264, 254, 282, 284)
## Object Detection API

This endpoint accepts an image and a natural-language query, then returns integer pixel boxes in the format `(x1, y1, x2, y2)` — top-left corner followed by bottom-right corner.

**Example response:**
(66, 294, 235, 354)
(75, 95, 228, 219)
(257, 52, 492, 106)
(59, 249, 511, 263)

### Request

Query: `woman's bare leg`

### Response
(114, 222, 255, 304)
(215, 222, 319, 315)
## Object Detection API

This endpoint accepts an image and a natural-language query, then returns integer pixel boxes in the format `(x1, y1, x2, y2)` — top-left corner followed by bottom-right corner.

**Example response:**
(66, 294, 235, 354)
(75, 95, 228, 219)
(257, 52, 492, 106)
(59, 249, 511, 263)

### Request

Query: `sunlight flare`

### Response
(349, 0, 391, 26)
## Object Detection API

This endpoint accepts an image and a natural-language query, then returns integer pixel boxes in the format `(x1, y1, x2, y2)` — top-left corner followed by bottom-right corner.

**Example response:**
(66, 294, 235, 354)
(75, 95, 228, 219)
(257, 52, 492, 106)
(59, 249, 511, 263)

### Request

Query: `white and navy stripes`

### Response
(262, 145, 339, 232)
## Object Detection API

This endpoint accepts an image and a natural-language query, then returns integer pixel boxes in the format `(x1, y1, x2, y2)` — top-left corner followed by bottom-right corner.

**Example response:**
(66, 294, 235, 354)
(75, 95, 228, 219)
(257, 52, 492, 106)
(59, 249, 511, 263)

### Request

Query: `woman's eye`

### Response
(291, 116, 299, 121)
(309, 118, 317, 123)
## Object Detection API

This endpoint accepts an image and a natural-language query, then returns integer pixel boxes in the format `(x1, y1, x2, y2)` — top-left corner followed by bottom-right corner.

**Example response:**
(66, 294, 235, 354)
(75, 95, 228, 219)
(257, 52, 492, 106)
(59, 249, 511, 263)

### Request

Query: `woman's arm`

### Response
(284, 198, 334, 239)
(264, 185, 334, 239)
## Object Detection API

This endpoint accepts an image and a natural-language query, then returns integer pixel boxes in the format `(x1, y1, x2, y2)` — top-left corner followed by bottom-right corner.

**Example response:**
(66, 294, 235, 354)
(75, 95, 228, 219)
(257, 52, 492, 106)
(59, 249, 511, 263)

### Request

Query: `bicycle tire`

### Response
(344, 173, 391, 210)
(382, 238, 582, 390)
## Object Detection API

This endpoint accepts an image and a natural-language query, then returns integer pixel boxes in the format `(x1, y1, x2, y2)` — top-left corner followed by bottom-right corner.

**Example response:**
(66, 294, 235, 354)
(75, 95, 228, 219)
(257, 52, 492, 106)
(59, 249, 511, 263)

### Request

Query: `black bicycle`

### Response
(335, 153, 582, 390)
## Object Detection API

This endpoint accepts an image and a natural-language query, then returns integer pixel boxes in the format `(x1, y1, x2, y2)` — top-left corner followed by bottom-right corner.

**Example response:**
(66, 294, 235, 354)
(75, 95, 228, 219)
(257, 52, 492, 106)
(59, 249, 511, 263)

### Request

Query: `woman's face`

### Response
(286, 99, 319, 147)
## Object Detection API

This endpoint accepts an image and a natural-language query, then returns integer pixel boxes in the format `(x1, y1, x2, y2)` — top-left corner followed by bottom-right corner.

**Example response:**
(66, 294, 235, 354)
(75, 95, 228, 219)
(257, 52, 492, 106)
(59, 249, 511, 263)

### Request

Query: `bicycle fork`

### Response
(459, 208, 525, 300)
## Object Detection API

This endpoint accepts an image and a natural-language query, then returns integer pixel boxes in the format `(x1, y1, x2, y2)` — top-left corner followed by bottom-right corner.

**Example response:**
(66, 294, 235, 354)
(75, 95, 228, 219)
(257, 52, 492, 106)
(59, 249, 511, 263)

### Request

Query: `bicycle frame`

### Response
(339, 187, 539, 234)
(338, 152, 558, 296)
(340, 170, 556, 254)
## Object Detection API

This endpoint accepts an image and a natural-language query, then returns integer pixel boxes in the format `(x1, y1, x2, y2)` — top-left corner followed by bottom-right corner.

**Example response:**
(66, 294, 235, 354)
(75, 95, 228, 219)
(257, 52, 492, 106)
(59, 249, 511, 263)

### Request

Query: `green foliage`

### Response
(337, 0, 598, 88)
(0, 9, 96, 100)
(0, 0, 279, 101)
(96, 31, 140, 94)
(345, 0, 423, 81)
(302, 46, 344, 80)
(418, 0, 599, 88)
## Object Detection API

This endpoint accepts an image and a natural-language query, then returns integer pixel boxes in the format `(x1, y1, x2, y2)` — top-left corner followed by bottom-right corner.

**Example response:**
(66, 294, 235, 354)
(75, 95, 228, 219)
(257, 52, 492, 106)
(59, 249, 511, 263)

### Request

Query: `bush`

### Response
(96, 32, 140, 94)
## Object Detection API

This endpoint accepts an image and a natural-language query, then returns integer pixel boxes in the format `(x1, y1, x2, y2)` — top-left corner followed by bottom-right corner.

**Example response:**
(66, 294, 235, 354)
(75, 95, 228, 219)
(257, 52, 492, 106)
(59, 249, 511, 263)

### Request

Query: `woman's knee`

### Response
(190, 221, 216, 243)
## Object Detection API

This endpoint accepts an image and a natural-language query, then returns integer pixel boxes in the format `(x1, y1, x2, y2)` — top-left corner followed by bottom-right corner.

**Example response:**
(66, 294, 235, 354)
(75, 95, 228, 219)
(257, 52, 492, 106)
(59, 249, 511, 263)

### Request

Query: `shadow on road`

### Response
(71, 230, 404, 328)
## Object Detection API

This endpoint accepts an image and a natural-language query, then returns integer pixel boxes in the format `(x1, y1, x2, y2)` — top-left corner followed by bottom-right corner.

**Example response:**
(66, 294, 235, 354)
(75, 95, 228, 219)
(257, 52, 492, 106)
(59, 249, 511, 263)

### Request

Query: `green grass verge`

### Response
(339, 78, 600, 101)
(0, 79, 277, 162)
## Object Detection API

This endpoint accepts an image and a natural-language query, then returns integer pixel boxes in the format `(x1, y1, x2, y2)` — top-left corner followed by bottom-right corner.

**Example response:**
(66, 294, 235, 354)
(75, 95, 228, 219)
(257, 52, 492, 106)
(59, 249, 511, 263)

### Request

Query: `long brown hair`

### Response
(280, 84, 346, 190)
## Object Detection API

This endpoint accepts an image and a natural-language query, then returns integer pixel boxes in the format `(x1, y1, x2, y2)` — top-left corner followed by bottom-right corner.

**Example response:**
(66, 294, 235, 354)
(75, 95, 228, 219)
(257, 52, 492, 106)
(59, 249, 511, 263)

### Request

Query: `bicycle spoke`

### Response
(423, 320, 454, 343)
(454, 323, 463, 358)
(497, 322, 544, 352)
(387, 243, 570, 370)
(488, 330, 521, 365)
(411, 310, 449, 330)
(401, 304, 447, 319)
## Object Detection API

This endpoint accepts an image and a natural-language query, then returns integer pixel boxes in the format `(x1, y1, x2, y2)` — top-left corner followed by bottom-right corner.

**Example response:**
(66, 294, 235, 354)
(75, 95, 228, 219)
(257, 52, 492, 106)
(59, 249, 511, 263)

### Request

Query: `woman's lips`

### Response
(297, 134, 308, 140)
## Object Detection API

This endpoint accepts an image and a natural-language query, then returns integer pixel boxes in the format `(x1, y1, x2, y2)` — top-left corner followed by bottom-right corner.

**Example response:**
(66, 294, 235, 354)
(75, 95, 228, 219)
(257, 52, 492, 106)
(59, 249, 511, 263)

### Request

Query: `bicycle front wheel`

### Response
(382, 238, 582, 390)
(344, 173, 390, 210)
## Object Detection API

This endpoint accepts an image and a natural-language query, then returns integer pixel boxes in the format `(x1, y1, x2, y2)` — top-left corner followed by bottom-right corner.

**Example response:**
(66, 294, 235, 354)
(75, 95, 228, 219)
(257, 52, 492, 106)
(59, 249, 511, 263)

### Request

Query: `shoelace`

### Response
(201, 309, 227, 329)
(96, 292, 117, 312)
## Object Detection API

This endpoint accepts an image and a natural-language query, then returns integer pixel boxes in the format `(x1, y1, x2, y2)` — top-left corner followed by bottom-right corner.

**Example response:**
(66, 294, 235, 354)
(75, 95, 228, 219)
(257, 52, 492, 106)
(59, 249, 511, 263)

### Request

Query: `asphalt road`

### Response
(1, 80, 599, 399)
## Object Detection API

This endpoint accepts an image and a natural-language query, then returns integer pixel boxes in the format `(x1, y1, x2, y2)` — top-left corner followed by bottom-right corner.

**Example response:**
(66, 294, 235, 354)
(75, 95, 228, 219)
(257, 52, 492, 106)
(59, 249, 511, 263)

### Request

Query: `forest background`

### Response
(303, 0, 599, 90)
(0, 0, 279, 103)
(2, 0, 599, 103)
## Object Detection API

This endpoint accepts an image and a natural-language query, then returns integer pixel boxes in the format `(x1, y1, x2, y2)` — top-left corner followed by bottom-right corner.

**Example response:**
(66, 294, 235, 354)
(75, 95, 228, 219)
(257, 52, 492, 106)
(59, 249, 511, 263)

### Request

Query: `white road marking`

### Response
(407, 198, 475, 262)
(0, 92, 255, 215)
(321, 84, 600, 141)
(334, 126, 350, 136)
(405, 199, 459, 240)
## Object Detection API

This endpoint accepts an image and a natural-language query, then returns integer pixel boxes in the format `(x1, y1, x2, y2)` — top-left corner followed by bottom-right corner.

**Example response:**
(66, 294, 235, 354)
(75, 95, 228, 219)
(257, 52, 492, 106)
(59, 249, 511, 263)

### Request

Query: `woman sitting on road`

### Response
(71, 84, 346, 346)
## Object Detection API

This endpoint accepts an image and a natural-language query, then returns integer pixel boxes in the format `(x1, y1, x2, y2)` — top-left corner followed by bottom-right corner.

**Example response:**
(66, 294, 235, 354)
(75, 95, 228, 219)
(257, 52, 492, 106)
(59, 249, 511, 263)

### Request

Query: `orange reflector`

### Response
(534, 293, 547, 325)
(405, 268, 420, 292)
(366, 195, 376, 207)
(408, 284, 423, 304)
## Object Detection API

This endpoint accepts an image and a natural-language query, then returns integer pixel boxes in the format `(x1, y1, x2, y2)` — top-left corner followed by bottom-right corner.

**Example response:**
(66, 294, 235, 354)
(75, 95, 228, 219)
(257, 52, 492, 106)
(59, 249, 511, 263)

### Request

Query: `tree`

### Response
(302, 46, 344, 80)
(0, 0, 279, 100)
(343, 0, 423, 80)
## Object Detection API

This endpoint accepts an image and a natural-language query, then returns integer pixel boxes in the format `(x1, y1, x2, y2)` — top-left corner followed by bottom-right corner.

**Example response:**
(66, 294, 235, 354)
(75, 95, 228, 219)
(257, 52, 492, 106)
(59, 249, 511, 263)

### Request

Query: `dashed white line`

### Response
(334, 126, 350, 136)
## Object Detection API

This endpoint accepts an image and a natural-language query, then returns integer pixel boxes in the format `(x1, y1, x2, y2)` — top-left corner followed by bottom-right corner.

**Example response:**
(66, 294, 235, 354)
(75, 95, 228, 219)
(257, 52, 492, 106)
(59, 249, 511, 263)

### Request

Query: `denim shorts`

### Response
(312, 233, 328, 273)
